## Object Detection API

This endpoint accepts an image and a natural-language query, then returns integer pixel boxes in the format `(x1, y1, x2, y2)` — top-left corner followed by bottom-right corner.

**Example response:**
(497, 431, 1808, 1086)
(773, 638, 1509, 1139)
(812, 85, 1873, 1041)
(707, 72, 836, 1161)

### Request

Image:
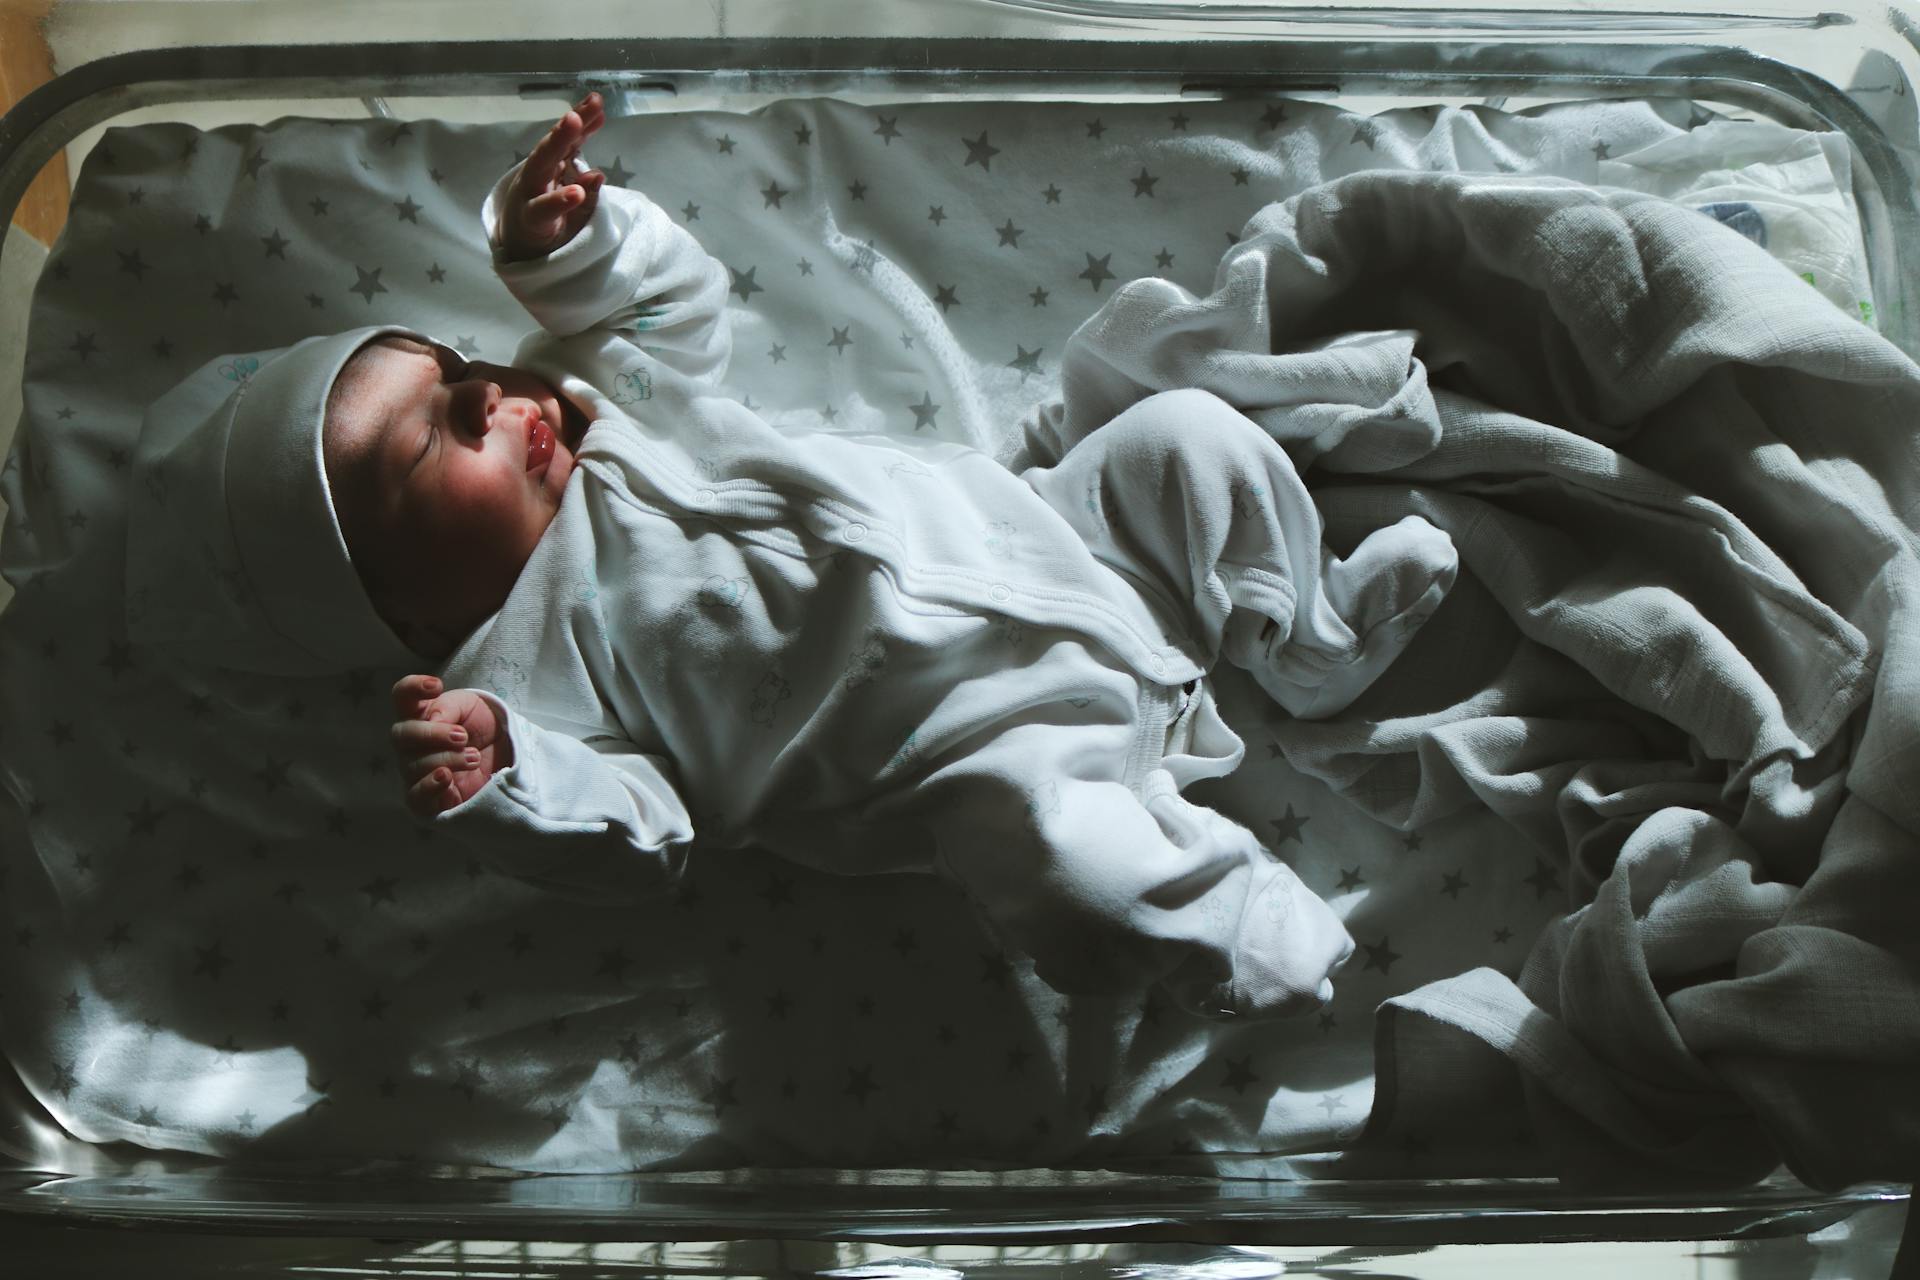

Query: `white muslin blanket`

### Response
(1024, 168, 1920, 1189)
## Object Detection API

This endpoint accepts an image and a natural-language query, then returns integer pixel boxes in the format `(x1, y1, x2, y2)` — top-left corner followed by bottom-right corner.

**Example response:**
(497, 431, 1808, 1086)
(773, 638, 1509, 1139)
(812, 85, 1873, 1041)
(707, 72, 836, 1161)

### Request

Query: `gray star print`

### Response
(350, 266, 387, 303)
(1078, 253, 1115, 290)
(1525, 860, 1562, 898)
(1362, 937, 1401, 973)
(730, 266, 764, 303)
(963, 131, 1001, 171)
(193, 941, 230, 980)
(1220, 1055, 1259, 1094)
(909, 393, 940, 431)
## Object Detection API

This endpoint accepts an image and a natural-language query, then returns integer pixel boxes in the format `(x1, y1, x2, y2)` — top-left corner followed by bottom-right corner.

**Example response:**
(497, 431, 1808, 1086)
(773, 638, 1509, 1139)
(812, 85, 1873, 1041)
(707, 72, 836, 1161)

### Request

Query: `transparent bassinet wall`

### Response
(0, 0, 1914, 1254)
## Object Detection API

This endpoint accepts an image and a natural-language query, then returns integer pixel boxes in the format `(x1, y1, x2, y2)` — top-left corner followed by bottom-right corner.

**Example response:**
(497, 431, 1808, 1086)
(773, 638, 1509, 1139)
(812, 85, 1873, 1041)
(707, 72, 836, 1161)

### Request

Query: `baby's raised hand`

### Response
(390, 674, 513, 817)
(499, 92, 609, 262)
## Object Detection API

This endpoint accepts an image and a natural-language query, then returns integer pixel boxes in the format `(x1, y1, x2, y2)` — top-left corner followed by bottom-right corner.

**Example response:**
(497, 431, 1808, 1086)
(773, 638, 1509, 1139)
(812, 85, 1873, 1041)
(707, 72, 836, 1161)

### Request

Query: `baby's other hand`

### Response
(499, 92, 608, 262)
(390, 674, 514, 817)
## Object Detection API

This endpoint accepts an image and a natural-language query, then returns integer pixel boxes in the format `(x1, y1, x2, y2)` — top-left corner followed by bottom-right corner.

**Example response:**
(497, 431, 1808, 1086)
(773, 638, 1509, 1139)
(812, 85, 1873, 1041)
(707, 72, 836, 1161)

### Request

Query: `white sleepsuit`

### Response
(437, 174, 1454, 1018)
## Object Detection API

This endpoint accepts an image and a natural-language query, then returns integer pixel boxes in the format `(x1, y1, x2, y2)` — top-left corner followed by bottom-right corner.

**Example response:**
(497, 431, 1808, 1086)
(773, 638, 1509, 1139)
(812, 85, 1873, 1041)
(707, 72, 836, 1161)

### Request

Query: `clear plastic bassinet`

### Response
(0, 0, 1913, 1274)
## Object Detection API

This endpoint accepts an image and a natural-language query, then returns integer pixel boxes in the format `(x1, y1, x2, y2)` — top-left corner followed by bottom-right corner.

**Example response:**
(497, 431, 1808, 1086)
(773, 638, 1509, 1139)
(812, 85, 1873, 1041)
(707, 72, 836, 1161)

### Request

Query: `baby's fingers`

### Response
(524, 106, 596, 190)
(523, 185, 588, 223)
(391, 673, 443, 721)
(572, 92, 605, 135)
(390, 716, 468, 759)
(399, 744, 482, 786)
(405, 766, 462, 818)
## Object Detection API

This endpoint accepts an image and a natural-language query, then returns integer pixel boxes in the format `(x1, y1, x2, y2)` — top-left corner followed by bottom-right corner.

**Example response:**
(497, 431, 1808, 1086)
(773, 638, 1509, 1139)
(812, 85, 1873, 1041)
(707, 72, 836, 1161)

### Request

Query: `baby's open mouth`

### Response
(526, 418, 555, 475)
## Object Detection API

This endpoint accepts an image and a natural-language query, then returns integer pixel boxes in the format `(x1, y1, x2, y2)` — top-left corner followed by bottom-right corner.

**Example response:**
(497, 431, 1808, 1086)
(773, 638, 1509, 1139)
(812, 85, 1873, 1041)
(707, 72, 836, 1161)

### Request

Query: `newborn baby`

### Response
(137, 95, 1466, 1020)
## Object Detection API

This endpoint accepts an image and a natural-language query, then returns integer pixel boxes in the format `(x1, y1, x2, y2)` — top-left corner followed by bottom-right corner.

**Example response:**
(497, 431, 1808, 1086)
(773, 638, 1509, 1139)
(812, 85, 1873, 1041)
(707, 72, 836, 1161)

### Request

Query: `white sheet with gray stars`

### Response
(0, 94, 1873, 1175)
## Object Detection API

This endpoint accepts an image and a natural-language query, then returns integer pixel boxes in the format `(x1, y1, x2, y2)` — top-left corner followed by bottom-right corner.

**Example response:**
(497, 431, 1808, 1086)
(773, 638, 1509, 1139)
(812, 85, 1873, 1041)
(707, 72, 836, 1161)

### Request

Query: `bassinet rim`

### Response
(0, 15, 1913, 1251)
(2, 31, 1918, 361)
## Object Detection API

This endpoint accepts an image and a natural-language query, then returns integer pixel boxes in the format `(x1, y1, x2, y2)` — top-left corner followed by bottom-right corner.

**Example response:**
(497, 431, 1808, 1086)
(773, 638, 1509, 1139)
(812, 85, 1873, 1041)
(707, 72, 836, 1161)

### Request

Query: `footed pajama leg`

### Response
(895, 708, 1354, 1020)
(1022, 388, 1458, 719)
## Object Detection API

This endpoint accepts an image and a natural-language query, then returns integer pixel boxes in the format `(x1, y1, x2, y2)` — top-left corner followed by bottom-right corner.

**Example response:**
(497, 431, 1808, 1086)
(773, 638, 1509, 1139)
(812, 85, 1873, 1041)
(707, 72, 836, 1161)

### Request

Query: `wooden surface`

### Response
(1, 0, 68, 245)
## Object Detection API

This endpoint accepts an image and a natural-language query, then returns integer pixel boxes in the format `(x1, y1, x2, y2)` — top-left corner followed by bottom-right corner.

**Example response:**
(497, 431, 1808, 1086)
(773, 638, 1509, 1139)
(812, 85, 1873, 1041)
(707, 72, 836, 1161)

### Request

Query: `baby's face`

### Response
(324, 335, 585, 655)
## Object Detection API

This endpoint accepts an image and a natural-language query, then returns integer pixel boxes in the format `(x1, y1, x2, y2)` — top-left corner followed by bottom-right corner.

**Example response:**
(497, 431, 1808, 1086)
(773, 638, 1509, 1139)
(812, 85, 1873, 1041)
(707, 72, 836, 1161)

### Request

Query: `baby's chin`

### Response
(540, 443, 577, 502)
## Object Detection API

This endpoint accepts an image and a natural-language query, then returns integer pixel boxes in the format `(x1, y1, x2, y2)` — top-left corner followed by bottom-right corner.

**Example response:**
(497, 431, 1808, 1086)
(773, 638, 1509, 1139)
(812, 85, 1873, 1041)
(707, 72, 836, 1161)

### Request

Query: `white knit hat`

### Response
(126, 326, 450, 676)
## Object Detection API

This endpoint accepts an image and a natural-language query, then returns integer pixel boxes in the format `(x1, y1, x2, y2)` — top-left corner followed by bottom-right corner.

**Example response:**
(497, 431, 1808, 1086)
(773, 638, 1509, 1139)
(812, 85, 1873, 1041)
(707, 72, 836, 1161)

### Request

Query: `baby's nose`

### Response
(452, 380, 501, 438)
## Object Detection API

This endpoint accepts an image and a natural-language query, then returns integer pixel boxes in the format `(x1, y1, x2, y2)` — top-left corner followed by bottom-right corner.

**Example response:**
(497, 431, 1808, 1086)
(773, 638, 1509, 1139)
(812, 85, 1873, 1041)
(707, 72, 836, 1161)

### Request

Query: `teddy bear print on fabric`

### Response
(1024, 777, 1062, 836)
(843, 627, 887, 690)
(482, 656, 533, 706)
(612, 365, 653, 407)
(882, 458, 933, 483)
(699, 574, 750, 610)
(747, 669, 792, 726)
(885, 727, 921, 775)
(1229, 480, 1265, 521)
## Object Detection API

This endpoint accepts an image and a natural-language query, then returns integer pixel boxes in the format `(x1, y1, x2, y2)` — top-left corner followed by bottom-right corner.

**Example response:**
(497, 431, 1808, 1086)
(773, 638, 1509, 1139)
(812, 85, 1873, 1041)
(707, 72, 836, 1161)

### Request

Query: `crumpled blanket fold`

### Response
(1018, 170, 1920, 1188)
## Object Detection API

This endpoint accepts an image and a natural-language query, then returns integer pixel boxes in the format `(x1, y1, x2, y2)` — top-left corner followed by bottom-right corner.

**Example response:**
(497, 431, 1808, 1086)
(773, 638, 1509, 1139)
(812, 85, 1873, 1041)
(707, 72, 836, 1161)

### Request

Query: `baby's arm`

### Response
(390, 674, 693, 902)
(482, 94, 731, 381)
